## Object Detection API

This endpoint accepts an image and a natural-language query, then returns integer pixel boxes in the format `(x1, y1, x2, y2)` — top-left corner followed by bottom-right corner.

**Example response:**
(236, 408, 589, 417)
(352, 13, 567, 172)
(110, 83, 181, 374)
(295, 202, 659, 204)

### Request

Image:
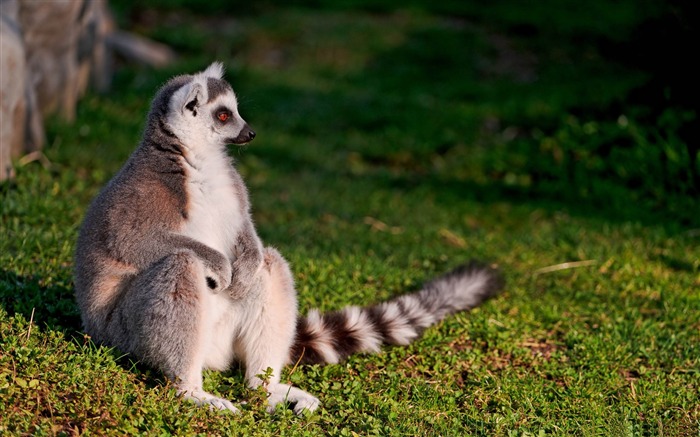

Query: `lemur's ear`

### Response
(202, 62, 224, 79)
(182, 82, 205, 116)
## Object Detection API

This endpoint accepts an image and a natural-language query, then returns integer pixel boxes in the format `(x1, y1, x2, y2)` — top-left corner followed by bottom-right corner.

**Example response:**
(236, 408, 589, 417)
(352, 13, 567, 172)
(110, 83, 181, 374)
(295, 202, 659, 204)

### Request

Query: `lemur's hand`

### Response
(203, 251, 232, 293)
(227, 232, 264, 299)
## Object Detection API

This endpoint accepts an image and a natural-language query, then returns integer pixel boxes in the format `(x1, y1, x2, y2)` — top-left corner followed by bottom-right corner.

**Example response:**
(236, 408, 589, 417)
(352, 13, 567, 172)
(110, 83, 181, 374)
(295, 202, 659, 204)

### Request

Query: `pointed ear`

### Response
(182, 82, 205, 116)
(203, 61, 225, 79)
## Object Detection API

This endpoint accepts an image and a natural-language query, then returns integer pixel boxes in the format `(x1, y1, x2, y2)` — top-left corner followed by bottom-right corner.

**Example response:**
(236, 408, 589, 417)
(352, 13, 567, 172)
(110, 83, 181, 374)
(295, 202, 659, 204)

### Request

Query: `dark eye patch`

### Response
(213, 106, 232, 124)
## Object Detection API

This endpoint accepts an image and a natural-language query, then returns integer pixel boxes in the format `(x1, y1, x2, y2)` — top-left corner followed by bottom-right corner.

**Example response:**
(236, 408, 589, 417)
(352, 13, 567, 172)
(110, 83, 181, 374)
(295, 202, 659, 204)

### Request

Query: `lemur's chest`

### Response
(181, 154, 243, 259)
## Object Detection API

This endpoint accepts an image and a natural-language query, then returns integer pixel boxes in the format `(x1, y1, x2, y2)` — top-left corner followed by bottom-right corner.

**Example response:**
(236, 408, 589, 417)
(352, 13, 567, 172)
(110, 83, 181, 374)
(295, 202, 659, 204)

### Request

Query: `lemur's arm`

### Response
(227, 219, 264, 299)
(112, 230, 232, 291)
(166, 233, 233, 290)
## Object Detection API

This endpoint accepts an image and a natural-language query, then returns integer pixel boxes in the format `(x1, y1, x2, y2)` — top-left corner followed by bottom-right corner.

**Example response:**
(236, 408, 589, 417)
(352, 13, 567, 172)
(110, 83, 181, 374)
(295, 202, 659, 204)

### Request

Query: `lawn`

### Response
(1, 1, 698, 435)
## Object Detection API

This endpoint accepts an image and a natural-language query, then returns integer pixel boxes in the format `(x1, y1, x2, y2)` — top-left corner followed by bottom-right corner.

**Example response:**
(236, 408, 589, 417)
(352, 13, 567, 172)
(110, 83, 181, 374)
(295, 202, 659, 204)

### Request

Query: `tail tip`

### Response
(432, 260, 505, 305)
(458, 260, 505, 298)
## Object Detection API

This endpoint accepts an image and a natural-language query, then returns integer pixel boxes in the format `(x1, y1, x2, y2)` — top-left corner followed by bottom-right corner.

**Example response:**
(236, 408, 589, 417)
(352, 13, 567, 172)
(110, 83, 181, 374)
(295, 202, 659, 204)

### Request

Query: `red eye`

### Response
(218, 112, 229, 122)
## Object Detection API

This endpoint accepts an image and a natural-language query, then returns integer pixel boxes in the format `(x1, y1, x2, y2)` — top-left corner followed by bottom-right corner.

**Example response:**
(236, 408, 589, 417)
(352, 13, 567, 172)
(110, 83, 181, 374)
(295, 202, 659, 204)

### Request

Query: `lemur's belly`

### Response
(200, 291, 240, 370)
(200, 279, 266, 370)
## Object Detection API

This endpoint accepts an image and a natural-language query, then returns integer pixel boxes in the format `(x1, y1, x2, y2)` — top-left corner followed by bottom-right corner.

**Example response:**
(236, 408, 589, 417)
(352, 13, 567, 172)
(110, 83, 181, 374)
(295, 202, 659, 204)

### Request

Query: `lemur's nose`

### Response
(231, 124, 256, 144)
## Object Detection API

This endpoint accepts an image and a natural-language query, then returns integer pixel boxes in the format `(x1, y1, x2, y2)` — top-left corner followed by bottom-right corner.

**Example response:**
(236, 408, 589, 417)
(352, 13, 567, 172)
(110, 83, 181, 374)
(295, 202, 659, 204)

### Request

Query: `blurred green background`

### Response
(104, 0, 698, 225)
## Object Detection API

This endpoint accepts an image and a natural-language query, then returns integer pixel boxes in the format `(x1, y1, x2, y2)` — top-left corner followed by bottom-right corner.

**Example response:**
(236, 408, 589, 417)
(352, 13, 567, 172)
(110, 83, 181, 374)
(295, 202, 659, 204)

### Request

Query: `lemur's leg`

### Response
(108, 249, 238, 412)
(238, 247, 321, 415)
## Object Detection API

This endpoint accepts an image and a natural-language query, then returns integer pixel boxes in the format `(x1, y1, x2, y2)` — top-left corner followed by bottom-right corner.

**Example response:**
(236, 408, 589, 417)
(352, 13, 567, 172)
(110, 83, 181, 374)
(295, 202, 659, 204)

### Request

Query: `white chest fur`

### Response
(181, 148, 242, 260)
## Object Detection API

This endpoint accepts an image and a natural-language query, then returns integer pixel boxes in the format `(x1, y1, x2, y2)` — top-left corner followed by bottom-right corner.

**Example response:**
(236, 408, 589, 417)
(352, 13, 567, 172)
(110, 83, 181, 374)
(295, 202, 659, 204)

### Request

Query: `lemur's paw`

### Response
(266, 383, 321, 416)
(205, 396, 239, 413)
(204, 257, 232, 292)
(292, 395, 321, 416)
(182, 389, 239, 413)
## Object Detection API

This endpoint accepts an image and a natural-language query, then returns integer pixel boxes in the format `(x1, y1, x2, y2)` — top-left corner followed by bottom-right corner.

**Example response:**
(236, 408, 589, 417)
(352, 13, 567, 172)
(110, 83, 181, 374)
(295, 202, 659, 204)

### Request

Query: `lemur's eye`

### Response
(217, 111, 230, 122)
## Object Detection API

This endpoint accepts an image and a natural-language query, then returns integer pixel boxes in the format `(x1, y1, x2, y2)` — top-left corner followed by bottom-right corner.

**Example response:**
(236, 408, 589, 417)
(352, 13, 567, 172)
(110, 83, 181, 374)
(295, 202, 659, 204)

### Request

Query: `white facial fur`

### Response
(166, 62, 254, 150)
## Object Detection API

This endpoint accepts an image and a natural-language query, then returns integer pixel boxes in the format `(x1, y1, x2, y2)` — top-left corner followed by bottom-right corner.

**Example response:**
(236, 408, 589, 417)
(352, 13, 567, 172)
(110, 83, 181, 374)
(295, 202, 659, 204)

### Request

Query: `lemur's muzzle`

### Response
(229, 124, 256, 145)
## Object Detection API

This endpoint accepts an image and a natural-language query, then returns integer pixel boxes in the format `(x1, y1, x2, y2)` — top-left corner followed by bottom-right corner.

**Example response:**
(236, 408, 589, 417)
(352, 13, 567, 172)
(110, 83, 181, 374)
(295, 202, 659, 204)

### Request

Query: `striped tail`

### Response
(289, 261, 504, 365)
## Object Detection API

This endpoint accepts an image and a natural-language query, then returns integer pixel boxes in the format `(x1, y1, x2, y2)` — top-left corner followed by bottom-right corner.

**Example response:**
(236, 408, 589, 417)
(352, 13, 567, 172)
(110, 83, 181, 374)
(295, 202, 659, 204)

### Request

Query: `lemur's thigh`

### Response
(239, 247, 320, 414)
(108, 249, 207, 383)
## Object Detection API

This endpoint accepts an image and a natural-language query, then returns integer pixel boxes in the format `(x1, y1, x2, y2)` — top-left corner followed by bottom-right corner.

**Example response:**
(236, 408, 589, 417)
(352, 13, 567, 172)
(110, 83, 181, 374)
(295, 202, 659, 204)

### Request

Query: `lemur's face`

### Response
(202, 80, 256, 146)
(169, 63, 256, 148)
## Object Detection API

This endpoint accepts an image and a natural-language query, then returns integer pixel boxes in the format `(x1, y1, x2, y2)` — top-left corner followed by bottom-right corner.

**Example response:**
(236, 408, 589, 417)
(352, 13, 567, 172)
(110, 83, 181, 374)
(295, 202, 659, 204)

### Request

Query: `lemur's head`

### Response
(163, 62, 255, 148)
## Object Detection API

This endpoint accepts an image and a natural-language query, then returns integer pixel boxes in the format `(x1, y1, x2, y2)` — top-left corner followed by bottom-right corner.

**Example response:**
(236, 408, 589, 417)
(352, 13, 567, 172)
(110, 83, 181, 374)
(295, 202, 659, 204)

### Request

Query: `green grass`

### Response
(1, 1, 698, 435)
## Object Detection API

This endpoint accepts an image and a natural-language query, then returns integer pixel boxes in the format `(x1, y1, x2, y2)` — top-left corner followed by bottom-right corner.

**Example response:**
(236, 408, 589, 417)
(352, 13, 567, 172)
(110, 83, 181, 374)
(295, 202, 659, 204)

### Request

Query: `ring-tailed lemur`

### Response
(74, 62, 504, 415)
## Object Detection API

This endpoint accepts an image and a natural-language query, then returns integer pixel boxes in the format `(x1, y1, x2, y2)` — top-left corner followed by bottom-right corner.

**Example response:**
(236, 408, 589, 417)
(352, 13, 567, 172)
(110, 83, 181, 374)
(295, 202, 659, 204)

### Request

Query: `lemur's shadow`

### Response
(0, 269, 81, 331)
(0, 270, 159, 388)
(0, 269, 249, 392)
